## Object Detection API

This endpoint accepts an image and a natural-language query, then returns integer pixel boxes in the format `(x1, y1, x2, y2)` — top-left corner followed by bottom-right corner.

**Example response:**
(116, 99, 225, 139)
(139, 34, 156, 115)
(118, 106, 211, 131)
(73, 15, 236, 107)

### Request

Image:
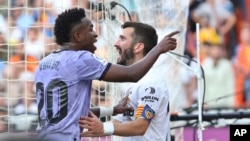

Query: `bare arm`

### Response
(80, 112, 149, 137)
(101, 31, 179, 82)
(218, 13, 236, 35)
(113, 118, 149, 136)
(90, 96, 133, 117)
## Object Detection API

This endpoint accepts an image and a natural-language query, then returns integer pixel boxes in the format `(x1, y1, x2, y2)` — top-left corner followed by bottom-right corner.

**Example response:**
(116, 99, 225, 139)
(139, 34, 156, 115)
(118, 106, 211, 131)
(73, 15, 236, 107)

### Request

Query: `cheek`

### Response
(120, 41, 131, 50)
(85, 34, 92, 40)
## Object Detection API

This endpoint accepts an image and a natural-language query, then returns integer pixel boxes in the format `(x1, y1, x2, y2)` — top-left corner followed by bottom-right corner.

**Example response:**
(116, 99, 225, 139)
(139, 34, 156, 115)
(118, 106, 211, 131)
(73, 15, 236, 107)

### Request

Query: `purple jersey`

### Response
(35, 50, 111, 141)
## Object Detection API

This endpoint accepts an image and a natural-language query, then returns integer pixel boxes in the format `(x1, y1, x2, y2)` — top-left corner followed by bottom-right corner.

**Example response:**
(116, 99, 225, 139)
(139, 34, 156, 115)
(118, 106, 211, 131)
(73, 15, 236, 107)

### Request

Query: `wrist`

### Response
(154, 45, 164, 55)
(103, 122, 114, 135)
(100, 107, 114, 117)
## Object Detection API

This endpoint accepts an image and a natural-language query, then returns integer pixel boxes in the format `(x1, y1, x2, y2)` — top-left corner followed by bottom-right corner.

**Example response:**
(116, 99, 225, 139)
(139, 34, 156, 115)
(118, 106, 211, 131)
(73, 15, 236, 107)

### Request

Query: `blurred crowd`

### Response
(0, 0, 249, 134)
(184, 0, 250, 110)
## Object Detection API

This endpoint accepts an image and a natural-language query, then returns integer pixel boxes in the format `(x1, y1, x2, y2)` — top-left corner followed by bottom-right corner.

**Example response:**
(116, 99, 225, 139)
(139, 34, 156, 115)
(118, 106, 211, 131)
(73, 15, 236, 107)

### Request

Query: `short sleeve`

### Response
(135, 84, 166, 122)
(75, 51, 111, 80)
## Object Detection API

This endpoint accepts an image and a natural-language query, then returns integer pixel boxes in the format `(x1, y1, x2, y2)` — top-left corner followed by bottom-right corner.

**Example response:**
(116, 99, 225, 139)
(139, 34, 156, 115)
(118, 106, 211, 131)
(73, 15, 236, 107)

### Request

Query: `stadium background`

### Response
(0, 0, 250, 140)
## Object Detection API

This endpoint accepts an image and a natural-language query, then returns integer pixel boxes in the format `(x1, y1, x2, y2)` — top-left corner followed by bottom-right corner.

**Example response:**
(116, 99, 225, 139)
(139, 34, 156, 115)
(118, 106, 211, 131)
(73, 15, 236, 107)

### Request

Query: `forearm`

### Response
(222, 14, 236, 34)
(102, 47, 162, 82)
(113, 119, 148, 136)
(80, 116, 149, 137)
(90, 107, 113, 117)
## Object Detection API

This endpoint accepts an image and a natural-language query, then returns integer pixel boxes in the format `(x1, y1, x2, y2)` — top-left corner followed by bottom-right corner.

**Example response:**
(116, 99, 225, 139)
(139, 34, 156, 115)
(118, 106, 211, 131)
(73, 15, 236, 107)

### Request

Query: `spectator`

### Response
(234, 25, 250, 107)
(202, 42, 235, 108)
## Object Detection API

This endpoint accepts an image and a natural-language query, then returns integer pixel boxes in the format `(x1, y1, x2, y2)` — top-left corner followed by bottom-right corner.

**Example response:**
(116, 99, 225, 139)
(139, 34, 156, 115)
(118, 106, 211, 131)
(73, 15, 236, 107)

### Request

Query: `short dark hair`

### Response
(121, 22, 158, 55)
(54, 8, 86, 45)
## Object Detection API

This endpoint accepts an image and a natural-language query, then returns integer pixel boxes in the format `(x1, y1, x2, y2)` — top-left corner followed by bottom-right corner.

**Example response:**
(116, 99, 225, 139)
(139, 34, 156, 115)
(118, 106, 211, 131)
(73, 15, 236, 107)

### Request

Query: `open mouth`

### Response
(116, 48, 122, 55)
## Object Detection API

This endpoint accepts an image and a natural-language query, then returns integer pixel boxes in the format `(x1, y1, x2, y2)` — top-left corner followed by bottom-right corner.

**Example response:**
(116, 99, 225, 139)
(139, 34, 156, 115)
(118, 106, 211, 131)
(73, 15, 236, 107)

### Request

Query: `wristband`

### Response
(100, 107, 114, 117)
(103, 122, 114, 135)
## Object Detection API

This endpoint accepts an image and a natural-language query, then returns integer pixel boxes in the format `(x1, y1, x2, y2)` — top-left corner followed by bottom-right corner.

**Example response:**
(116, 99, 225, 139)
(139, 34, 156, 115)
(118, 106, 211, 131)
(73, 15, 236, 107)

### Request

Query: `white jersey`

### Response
(114, 68, 170, 141)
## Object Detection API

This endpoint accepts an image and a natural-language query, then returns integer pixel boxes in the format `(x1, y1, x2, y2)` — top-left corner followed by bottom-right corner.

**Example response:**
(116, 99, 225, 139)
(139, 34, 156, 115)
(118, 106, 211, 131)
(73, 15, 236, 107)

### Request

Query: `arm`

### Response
(101, 31, 179, 82)
(90, 95, 133, 117)
(79, 112, 149, 137)
(113, 118, 149, 136)
(218, 13, 236, 35)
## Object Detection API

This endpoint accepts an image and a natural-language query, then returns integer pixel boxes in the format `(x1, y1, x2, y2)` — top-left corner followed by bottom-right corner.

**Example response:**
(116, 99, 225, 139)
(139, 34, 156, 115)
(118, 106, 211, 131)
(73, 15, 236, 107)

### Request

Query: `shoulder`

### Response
(140, 76, 167, 87)
(77, 51, 106, 63)
(220, 58, 233, 67)
(137, 79, 168, 96)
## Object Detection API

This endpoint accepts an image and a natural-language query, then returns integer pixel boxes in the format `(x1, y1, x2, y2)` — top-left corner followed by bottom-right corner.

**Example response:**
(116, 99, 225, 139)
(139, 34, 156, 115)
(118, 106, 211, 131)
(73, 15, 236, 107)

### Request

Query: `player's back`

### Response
(35, 50, 109, 141)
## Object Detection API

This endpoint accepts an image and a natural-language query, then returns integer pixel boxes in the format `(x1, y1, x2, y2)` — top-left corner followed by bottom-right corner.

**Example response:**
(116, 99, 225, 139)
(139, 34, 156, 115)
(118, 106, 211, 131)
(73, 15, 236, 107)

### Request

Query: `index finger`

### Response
(80, 116, 92, 122)
(166, 31, 180, 37)
(88, 111, 98, 118)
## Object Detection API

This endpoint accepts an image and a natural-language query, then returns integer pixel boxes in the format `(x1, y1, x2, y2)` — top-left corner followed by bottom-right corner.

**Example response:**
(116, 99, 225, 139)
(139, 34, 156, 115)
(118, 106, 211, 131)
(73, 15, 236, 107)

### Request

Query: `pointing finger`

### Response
(166, 31, 180, 37)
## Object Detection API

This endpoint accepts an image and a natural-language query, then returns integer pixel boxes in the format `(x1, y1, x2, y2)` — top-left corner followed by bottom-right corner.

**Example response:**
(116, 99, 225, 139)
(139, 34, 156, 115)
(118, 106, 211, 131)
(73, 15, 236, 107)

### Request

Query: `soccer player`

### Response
(80, 22, 172, 141)
(35, 8, 178, 141)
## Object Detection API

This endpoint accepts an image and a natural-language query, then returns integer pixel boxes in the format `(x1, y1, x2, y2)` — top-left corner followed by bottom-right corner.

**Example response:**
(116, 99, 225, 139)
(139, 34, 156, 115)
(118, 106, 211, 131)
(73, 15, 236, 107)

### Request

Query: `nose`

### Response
(114, 40, 120, 48)
(94, 32, 98, 38)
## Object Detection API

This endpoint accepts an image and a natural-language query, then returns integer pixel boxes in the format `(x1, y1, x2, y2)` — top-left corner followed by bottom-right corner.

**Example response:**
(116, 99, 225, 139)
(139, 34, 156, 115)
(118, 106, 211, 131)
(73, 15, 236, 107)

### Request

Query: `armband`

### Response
(103, 122, 114, 135)
(100, 107, 114, 117)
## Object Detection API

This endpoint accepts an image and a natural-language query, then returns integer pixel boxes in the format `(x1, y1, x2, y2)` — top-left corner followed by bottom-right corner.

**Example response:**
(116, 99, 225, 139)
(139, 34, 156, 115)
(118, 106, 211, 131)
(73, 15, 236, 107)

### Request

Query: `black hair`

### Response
(54, 8, 86, 45)
(121, 22, 158, 55)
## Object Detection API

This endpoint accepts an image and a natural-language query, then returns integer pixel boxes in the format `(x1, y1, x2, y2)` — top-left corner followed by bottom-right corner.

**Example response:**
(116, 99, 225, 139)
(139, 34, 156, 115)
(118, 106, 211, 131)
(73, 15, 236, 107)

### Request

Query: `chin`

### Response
(92, 47, 97, 53)
(89, 45, 97, 53)
(117, 60, 126, 65)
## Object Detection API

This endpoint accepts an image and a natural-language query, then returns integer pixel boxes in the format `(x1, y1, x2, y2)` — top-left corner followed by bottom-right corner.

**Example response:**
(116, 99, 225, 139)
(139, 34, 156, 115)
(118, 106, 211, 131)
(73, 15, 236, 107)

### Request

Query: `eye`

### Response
(120, 36, 125, 41)
(89, 27, 93, 32)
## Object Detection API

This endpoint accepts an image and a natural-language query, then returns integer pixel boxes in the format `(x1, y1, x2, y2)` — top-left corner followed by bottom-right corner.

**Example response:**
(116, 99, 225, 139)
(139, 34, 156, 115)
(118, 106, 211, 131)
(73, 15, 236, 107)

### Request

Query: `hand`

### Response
(113, 95, 134, 116)
(79, 111, 105, 137)
(157, 31, 180, 53)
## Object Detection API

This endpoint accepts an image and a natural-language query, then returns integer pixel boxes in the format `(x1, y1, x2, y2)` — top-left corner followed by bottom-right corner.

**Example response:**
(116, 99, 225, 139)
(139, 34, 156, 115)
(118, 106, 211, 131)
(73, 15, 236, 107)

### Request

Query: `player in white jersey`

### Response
(79, 22, 173, 141)
(35, 8, 179, 141)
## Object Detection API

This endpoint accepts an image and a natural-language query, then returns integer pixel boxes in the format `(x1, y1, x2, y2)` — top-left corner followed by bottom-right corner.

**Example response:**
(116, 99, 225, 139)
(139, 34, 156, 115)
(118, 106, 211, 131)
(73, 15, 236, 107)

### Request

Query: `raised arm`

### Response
(101, 31, 179, 82)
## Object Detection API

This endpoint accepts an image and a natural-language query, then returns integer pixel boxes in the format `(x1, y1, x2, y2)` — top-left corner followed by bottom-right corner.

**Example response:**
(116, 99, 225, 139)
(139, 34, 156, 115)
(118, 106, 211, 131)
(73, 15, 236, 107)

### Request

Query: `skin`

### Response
(90, 96, 134, 117)
(79, 111, 149, 137)
(69, 18, 98, 52)
(66, 17, 179, 83)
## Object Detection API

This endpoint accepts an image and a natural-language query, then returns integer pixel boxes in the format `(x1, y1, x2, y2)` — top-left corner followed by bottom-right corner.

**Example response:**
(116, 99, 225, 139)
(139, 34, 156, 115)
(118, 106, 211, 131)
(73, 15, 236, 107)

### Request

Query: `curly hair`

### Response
(54, 8, 86, 45)
(121, 22, 158, 55)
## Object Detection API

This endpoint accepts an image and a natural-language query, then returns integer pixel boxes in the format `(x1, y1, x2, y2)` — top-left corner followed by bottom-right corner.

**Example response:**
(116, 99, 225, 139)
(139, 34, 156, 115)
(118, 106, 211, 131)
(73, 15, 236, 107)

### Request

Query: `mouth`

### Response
(116, 48, 122, 55)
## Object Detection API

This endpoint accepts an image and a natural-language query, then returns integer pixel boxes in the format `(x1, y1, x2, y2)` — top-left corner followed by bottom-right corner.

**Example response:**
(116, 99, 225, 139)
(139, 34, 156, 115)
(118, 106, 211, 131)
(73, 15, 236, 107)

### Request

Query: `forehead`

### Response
(121, 27, 134, 37)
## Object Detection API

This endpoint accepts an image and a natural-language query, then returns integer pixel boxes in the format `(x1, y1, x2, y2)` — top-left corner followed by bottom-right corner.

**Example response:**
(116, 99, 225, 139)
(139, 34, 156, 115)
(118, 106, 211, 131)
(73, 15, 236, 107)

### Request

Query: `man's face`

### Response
(114, 27, 135, 65)
(77, 18, 98, 53)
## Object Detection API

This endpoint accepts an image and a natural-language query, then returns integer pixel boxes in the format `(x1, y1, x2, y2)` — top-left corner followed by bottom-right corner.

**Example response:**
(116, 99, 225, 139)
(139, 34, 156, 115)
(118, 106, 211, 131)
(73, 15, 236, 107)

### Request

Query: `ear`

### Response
(134, 43, 144, 54)
(73, 31, 81, 42)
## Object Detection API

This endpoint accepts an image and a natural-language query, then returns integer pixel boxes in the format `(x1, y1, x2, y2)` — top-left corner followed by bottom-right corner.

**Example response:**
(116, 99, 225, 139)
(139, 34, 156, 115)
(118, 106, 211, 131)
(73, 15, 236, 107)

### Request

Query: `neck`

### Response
(125, 59, 134, 66)
(61, 43, 78, 51)
(127, 55, 144, 66)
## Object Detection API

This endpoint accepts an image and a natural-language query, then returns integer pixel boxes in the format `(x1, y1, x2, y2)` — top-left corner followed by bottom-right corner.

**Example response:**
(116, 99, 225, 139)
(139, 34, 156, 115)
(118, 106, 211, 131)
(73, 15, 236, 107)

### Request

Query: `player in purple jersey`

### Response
(35, 8, 179, 141)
